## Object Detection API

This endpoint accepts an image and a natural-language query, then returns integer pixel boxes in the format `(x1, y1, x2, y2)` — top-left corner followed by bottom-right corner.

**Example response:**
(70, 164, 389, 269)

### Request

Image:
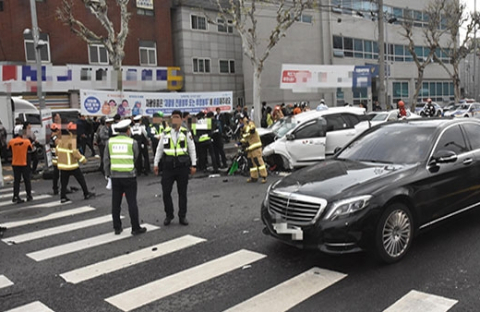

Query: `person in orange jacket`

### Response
(8, 124, 33, 203)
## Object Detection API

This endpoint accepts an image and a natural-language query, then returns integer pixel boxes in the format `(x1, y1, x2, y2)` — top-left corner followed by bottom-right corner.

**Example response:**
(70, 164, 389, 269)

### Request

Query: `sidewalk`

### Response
(1, 142, 239, 184)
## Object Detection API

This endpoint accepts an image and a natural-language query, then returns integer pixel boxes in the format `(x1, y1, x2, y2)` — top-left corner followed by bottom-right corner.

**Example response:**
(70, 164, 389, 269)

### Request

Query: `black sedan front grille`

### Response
(268, 192, 327, 225)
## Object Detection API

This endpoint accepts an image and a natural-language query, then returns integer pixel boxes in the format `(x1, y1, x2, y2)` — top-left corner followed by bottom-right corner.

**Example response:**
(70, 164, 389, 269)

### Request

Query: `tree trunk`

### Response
(411, 68, 425, 112)
(116, 68, 123, 91)
(453, 65, 461, 103)
(252, 66, 262, 127)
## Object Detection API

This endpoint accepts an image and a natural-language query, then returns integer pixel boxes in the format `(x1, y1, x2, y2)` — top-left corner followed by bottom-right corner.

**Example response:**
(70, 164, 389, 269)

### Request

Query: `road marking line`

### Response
(2, 215, 120, 245)
(4, 301, 55, 312)
(0, 194, 52, 207)
(26, 224, 159, 261)
(1, 206, 95, 229)
(0, 275, 14, 289)
(0, 188, 12, 193)
(0, 200, 72, 215)
(0, 191, 35, 199)
(61, 235, 206, 284)
(384, 290, 458, 312)
(224, 267, 347, 312)
(105, 249, 266, 312)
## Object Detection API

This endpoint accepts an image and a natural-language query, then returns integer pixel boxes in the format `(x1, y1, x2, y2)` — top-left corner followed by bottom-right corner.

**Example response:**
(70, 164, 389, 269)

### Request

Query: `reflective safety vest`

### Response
(150, 124, 164, 136)
(163, 127, 189, 157)
(108, 135, 135, 172)
(191, 118, 212, 143)
(56, 139, 86, 171)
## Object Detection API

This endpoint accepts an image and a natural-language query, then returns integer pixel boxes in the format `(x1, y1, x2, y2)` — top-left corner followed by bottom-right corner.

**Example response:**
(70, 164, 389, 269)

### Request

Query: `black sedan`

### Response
(261, 118, 480, 263)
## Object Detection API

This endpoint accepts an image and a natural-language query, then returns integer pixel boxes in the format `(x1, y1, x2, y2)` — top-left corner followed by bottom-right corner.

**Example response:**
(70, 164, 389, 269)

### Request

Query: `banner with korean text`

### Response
(80, 89, 233, 117)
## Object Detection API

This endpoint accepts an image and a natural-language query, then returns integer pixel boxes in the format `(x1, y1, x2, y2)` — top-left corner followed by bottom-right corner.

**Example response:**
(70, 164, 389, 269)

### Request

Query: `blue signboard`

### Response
(352, 65, 380, 88)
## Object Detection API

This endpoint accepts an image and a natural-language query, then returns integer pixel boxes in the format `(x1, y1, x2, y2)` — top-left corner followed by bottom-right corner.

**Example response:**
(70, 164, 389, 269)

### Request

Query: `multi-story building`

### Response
(0, 0, 180, 108)
(171, 0, 245, 108)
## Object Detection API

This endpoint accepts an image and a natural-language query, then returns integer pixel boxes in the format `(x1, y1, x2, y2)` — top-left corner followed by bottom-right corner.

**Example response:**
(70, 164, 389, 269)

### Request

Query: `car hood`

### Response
(257, 128, 273, 136)
(445, 109, 467, 115)
(272, 159, 417, 200)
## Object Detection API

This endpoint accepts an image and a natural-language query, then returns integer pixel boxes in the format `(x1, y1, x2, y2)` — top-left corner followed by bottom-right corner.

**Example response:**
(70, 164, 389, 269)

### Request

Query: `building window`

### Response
(24, 33, 50, 63)
(237, 97, 244, 107)
(191, 15, 207, 30)
(137, 8, 154, 16)
(0, 1, 4, 11)
(299, 14, 313, 23)
(193, 58, 210, 73)
(420, 81, 454, 102)
(217, 19, 233, 33)
(219, 60, 235, 74)
(392, 82, 409, 104)
(88, 44, 109, 65)
(139, 41, 157, 66)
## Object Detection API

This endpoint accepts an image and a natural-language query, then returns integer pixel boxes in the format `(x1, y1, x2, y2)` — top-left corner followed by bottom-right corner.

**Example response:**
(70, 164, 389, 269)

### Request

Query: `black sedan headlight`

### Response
(324, 195, 372, 220)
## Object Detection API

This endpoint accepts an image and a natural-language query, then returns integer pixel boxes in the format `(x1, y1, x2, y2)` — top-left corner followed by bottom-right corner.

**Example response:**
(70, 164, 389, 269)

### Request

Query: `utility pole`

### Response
(378, 0, 386, 108)
(29, 0, 46, 109)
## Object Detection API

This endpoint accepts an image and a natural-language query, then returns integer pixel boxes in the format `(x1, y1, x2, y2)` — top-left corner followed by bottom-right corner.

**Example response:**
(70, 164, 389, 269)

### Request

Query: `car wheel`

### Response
(375, 203, 413, 263)
(465, 115, 469, 118)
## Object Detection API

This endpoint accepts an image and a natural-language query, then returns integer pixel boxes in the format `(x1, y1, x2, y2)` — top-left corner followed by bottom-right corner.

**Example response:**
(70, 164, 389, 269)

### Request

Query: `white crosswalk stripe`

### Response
(224, 267, 347, 312)
(0, 194, 51, 207)
(2, 215, 121, 245)
(0, 275, 14, 289)
(27, 224, 160, 261)
(0, 200, 72, 215)
(0, 188, 14, 193)
(105, 249, 266, 312)
(60, 235, 207, 284)
(0, 191, 35, 199)
(384, 290, 458, 312)
(4, 301, 55, 312)
(1, 206, 95, 229)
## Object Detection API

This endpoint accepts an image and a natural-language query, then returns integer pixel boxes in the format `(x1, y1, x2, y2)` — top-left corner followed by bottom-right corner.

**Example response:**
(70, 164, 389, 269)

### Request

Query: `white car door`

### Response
(285, 118, 326, 165)
(324, 114, 356, 155)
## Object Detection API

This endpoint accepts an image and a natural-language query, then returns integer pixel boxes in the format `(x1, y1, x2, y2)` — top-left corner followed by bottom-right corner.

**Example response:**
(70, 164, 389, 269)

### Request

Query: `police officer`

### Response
(104, 119, 147, 235)
(424, 98, 436, 117)
(149, 112, 165, 159)
(239, 115, 267, 183)
(131, 115, 150, 175)
(50, 123, 61, 195)
(154, 110, 196, 226)
(8, 124, 33, 203)
(56, 122, 95, 203)
(192, 112, 218, 173)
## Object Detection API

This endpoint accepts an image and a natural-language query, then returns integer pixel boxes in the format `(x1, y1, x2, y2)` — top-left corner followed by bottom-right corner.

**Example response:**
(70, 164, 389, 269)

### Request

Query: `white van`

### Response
(262, 107, 366, 170)
(0, 96, 45, 145)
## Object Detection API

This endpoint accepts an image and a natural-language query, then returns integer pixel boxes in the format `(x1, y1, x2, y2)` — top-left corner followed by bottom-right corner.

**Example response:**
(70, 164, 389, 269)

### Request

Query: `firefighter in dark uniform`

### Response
(153, 110, 197, 226)
(424, 98, 436, 117)
(131, 115, 150, 175)
(192, 111, 219, 173)
(104, 119, 147, 235)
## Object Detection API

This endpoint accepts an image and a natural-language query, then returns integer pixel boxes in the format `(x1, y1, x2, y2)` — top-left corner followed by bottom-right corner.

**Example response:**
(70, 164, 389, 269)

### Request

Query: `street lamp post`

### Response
(28, 0, 45, 110)
(378, 0, 386, 108)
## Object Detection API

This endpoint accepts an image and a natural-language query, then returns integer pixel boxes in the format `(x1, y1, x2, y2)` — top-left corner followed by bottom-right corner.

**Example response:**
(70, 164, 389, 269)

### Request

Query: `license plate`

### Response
(273, 222, 303, 240)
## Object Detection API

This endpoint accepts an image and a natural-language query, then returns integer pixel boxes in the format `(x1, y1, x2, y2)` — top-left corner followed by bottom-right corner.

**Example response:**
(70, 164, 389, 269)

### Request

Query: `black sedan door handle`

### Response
(463, 158, 473, 165)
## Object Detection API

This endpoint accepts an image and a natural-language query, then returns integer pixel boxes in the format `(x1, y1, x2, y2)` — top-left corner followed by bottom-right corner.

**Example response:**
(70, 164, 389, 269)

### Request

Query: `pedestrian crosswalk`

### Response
(0, 189, 461, 312)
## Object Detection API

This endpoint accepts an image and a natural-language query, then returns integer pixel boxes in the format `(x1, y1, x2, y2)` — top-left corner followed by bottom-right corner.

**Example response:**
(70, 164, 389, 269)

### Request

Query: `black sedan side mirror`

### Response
(431, 150, 458, 164)
(286, 134, 296, 141)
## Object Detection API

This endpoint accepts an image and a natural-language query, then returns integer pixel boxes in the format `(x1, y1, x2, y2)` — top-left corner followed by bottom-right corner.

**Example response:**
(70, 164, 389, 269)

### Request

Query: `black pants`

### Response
(134, 141, 150, 174)
(213, 137, 227, 167)
(60, 168, 89, 199)
(98, 144, 106, 174)
(111, 177, 141, 231)
(162, 167, 190, 219)
(27, 151, 38, 173)
(13, 166, 31, 198)
(151, 138, 159, 160)
(197, 141, 218, 171)
(52, 166, 59, 192)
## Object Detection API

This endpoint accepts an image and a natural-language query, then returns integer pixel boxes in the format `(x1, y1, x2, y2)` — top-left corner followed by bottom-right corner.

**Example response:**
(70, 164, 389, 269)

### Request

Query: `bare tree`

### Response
(211, 0, 314, 126)
(56, 0, 131, 91)
(426, 0, 480, 102)
(400, 0, 446, 111)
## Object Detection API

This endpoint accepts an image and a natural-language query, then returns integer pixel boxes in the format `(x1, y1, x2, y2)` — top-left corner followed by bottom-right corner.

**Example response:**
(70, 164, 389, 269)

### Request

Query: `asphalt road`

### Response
(1, 168, 480, 311)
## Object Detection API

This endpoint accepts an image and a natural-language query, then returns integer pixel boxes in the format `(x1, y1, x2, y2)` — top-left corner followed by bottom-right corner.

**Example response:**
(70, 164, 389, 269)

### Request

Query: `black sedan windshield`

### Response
(337, 124, 436, 164)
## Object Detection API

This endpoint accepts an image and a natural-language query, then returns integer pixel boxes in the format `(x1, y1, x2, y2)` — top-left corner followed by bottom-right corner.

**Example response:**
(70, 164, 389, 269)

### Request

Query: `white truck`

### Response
(0, 96, 46, 146)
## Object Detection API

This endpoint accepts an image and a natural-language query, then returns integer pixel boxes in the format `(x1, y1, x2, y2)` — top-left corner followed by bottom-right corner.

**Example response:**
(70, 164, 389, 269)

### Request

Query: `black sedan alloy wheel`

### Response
(375, 203, 413, 263)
